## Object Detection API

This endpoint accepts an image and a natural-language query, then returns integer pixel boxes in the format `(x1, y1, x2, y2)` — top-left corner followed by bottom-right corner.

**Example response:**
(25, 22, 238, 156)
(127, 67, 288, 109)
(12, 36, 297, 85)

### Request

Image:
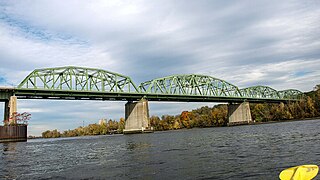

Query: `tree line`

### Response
(42, 85, 320, 138)
(42, 119, 125, 138)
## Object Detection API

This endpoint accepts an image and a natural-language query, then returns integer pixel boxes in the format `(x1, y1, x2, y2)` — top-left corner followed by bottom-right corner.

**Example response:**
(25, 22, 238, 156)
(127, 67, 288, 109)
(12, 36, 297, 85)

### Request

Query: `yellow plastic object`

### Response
(279, 165, 319, 180)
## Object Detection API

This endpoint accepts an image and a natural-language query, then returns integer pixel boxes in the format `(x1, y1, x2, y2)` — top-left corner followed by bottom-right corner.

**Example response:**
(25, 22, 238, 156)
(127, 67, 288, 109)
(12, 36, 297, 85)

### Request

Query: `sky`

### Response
(0, 0, 320, 136)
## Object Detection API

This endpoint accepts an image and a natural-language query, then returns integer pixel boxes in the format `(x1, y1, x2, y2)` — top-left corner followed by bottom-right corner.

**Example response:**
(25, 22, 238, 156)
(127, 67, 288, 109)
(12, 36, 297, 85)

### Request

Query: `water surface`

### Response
(1, 119, 320, 179)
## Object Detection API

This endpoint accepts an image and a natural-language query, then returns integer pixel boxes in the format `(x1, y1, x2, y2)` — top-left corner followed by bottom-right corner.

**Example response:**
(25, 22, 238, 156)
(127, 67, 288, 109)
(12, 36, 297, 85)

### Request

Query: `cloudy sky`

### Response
(0, 0, 319, 136)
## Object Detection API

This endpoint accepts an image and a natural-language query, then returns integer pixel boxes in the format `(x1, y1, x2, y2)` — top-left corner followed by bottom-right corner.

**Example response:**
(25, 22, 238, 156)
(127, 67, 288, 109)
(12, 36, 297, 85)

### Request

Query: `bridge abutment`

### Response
(227, 102, 252, 126)
(123, 99, 153, 134)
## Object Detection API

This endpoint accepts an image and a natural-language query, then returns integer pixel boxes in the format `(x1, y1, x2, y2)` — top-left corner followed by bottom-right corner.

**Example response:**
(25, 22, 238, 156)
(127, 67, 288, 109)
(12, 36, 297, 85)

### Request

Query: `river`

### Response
(1, 119, 320, 179)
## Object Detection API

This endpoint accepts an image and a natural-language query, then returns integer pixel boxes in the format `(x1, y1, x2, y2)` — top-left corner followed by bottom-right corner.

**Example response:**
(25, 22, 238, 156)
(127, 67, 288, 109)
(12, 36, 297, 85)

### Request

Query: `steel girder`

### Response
(139, 74, 242, 97)
(18, 66, 139, 93)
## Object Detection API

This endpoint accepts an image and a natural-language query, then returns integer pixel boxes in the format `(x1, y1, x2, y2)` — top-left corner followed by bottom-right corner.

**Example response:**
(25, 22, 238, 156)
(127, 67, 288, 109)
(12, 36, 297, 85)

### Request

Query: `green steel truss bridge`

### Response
(0, 66, 303, 103)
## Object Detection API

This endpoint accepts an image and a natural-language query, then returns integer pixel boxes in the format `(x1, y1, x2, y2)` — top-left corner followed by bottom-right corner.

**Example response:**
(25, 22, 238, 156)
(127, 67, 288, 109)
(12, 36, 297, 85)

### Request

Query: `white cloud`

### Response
(0, 21, 117, 85)
(0, 0, 320, 135)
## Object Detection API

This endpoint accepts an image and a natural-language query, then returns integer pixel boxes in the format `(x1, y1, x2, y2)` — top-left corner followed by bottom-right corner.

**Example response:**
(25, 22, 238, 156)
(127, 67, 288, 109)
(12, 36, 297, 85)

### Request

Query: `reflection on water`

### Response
(3, 143, 17, 152)
(1, 143, 18, 179)
(1, 119, 320, 179)
(127, 142, 152, 151)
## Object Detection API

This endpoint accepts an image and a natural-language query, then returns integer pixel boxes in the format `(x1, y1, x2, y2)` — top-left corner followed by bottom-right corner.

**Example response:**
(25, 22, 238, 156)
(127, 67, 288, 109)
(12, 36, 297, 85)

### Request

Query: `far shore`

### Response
(250, 116, 320, 126)
(28, 117, 320, 140)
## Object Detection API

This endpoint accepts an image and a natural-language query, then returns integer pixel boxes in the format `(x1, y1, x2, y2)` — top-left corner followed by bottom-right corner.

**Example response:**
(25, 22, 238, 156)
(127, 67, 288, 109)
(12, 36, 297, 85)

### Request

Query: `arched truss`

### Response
(240, 86, 280, 99)
(15, 67, 303, 101)
(18, 66, 139, 93)
(139, 74, 242, 97)
(278, 89, 303, 100)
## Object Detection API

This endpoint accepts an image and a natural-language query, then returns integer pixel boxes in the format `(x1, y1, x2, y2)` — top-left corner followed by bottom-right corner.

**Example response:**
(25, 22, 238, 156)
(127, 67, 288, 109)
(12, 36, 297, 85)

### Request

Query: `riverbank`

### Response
(35, 117, 320, 140)
(251, 116, 320, 126)
(40, 86, 320, 138)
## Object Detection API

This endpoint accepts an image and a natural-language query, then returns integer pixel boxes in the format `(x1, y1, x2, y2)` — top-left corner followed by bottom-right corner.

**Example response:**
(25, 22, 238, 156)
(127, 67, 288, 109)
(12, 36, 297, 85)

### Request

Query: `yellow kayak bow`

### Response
(279, 165, 319, 180)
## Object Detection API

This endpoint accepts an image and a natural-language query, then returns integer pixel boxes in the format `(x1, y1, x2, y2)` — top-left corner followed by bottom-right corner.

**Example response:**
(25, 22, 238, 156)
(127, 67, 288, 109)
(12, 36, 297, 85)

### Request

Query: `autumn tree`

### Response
(118, 118, 125, 133)
(180, 111, 191, 128)
(42, 83, 320, 137)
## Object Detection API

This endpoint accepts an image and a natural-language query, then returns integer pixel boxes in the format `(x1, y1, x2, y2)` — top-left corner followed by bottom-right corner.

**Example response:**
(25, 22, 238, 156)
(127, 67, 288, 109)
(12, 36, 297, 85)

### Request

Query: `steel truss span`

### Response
(18, 66, 139, 93)
(240, 86, 280, 99)
(6, 66, 303, 102)
(139, 74, 241, 97)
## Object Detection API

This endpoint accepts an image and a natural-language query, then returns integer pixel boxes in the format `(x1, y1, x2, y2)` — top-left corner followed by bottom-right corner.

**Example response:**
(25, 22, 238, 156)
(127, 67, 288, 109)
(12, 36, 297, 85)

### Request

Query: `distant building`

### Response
(98, 119, 107, 125)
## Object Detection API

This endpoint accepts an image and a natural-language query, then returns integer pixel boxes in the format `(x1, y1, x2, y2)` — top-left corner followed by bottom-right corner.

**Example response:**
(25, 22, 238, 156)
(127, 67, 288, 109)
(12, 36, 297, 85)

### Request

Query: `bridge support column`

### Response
(4, 100, 9, 123)
(227, 102, 252, 126)
(3, 96, 17, 125)
(123, 99, 153, 134)
(9, 96, 17, 124)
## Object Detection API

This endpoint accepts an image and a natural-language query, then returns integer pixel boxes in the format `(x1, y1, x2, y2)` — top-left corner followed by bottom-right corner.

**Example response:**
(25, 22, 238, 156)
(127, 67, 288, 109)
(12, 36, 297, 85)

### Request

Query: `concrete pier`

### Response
(2, 95, 17, 124)
(123, 99, 153, 134)
(227, 102, 252, 126)
(0, 89, 14, 122)
(4, 100, 9, 122)
(8, 96, 17, 124)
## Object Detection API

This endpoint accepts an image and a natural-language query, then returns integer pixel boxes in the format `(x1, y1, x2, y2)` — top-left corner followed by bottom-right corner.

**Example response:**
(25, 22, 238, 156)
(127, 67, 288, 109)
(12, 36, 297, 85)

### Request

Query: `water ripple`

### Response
(1, 119, 320, 179)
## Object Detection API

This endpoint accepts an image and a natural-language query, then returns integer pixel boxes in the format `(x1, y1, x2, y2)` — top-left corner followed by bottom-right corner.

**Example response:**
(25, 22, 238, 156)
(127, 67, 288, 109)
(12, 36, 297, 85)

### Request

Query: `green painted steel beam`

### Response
(139, 74, 242, 98)
(240, 85, 280, 99)
(18, 66, 139, 93)
(11, 66, 304, 102)
(278, 89, 304, 99)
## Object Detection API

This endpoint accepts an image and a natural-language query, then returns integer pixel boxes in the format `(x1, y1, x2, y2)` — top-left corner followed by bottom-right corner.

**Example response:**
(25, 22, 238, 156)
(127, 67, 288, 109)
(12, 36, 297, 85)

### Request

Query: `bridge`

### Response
(0, 66, 303, 133)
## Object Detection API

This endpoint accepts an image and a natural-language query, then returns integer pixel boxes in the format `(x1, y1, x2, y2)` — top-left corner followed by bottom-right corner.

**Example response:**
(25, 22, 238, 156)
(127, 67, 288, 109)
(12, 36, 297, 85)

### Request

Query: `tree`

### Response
(180, 111, 191, 128)
(117, 118, 125, 133)
(41, 83, 320, 137)
(42, 129, 61, 138)
(15, 112, 31, 125)
(211, 105, 227, 126)
(51, 129, 61, 138)
(6, 112, 31, 125)
(173, 116, 181, 129)
(150, 116, 161, 130)
(305, 96, 317, 118)
(42, 130, 51, 138)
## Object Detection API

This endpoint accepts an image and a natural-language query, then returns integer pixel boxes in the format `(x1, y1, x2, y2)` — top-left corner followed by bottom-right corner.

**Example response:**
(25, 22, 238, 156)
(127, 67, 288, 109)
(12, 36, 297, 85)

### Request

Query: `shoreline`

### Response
(250, 117, 320, 126)
(30, 117, 320, 140)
